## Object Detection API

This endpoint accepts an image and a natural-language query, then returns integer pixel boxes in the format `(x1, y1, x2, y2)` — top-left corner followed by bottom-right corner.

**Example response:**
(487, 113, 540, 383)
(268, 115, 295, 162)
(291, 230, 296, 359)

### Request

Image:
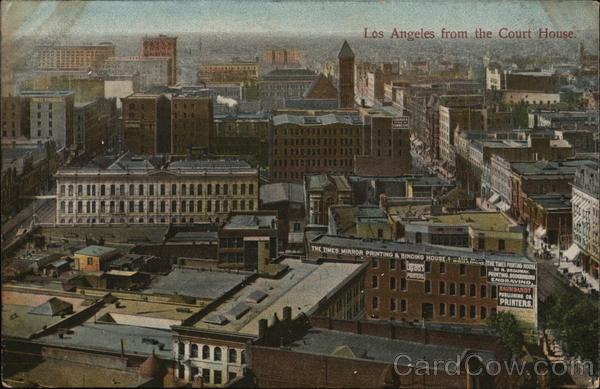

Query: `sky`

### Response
(3, 0, 598, 38)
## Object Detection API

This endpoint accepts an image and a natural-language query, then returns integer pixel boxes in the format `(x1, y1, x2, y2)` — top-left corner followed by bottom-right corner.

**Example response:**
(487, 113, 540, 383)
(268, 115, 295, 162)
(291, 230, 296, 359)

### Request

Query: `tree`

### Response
(487, 311, 525, 357)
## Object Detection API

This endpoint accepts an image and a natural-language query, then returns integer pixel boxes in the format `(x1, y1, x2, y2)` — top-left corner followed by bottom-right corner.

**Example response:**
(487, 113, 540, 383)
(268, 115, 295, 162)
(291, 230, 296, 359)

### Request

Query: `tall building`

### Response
(73, 98, 118, 155)
(142, 35, 177, 86)
(1, 96, 30, 139)
(122, 93, 171, 154)
(353, 106, 412, 176)
(262, 48, 303, 66)
(55, 152, 259, 225)
(34, 43, 115, 71)
(171, 91, 213, 155)
(337, 41, 355, 109)
(571, 162, 599, 279)
(19, 90, 75, 150)
(103, 56, 170, 91)
(271, 114, 363, 181)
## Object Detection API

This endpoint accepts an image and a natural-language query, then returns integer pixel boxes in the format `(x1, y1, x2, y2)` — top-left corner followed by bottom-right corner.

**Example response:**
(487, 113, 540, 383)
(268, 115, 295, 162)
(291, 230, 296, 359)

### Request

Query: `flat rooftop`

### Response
(290, 328, 496, 369)
(310, 235, 533, 264)
(432, 212, 519, 233)
(144, 267, 251, 300)
(75, 245, 119, 257)
(223, 214, 277, 230)
(192, 258, 363, 336)
(93, 298, 200, 329)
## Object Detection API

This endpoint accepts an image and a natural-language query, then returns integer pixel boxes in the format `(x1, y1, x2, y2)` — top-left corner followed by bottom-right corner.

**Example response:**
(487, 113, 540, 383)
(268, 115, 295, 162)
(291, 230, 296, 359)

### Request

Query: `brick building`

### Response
(197, 61, 259, 84)
(1, 96, 30, 139)
(171, 91, 213, 155)
(142, 35, 177, 86)
(337, 41, 355, 109)
(211, 114, 270, 167)
(122, 93, 171, 154)
(34, 43, 115, 71)
(261, 48, 303, 66)
(73, 98, 118, 155)
(308, 235, 538, 331)
(353, 106, 411, 177)
(271, 114, 363, 181)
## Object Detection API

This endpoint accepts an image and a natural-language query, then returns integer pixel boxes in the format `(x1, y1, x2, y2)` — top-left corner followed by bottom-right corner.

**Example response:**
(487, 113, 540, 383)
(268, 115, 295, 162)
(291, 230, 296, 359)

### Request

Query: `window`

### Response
(249, 184, 254, 194)
(248, 200, 254, 210)
(190, 344, 198, 358)
(449, 282, 456, 295)
(197, 200, 203, 212)
(400, 260, 406, 270)
(439, 303, 446, 316)
(424, 280, 431, 293)
(459, 264, 466, 275)
(214, 370, 222, 385)
(425, 261, 431, 272)
(450, 304, 456, 316)
(460, 283, 466, 296)
(171, 184, 177, 195)
(241, 184, 246, 195)
(470, 284, 476, 297)
(390, 298, 397, 312)
(181, 184, 186, 195)
(498, 239, 505, 251)
(390, 259, 396, 269)
(139, 184, 144, 195)
(190, 367, 199, 379)
(439, 281, 446, 294)
(401, 299, 407, 312)
(119, 184, 125, 195)
(372, 296, 379, 309)
(491, 285, 497, 299)
(439, 262, 446, 273)
(202, 369, 210, 383)
(371, 275, 378, 288)
(480, 285, 487, 298)
(160, 184, 165, 195)
(372, 259, 379, 269)
(178, 342, 185, 355)
(214, 347, 222, 361)
(229, 372, 238, 382)
(139, 201, 144, 212)
(197, 184, 202, 195)
(459, 305, 466, 318)
(60, 201, 66, 213)
(478, 237, 485, 249)
(202, 346, 210, 359)
(215, 184, 220, 195)
(160, 201, 166, 213)
(400, 278, 407, 291)
(207, 200, 212, 212)
(470, 305, 476, 319)
(390, 277, 396, 290)
(178, 365, 185, 379)
(228, 349, 237, 363)
(480, 306, 487, 320)
(207, 184, 212, 195)
(378, 229, 384, 238)
(87, 257, 93, 265)
(149, 201, 154, 212)
(171, 200, 177, 212)
(129, 184, 134, 195)
(233, 184, 238, 194)
(189, 184, 194, 195)
(149, 185, 154, 195)
(119, 201, 125, 213)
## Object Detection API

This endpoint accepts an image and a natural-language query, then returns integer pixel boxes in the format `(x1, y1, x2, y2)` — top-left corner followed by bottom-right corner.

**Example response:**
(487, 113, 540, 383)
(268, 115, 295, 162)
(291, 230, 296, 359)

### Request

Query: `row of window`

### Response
(177, 365, 236, 385)
(371, 275, 497, 298)
(273, 158, 354, 168)
(59, 199, 254, 214)
(372, 297, 496, 319)
(276, 138, 357, 146)
(274, 127, 360, 137)
(372, 259, 487, 277)
(59, 216, 208, 224)
(59, 183, 255, 197)
(178, 343, 245, 364)
(275, 148, 359, 157)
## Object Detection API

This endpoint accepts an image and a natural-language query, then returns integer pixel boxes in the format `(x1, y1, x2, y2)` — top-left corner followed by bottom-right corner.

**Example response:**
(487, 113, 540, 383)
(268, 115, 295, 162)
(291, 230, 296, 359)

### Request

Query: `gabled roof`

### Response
(29, 297, 73, 316)
(338, 41, 355, 59)
(303, 74, 338, 99)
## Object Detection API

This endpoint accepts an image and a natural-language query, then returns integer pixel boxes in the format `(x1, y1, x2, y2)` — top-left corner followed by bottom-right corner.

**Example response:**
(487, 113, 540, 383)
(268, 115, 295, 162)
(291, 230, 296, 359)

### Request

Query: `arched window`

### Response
(202, 345, 210, 359)
(228, 349, 237, 363)
(214, 347, 222, 361)
(190, 344, 198, 358)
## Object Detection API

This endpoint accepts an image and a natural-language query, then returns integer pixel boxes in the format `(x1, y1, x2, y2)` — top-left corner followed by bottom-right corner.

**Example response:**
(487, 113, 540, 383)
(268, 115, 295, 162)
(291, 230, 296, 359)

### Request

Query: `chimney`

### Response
(283, 306, 292, 321)
(258, 319, 268, 339)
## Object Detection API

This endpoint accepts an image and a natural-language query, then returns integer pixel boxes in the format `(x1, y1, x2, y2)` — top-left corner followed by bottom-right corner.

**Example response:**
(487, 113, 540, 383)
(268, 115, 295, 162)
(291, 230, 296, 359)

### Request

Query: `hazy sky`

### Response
(4, 0, 598, 38)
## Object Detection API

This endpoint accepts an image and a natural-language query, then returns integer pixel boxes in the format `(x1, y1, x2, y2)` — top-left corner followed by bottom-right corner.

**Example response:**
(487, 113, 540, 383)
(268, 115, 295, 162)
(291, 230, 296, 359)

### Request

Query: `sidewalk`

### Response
(555, 257, 599, 293)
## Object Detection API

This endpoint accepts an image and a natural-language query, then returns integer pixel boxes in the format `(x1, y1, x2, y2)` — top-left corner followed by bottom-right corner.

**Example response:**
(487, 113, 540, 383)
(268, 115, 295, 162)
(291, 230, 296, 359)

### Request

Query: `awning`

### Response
(497, 201, 511, 212)
(563, 243, 581, 261)
(488, 193, 500, 204)
(535, 226, 547, 239)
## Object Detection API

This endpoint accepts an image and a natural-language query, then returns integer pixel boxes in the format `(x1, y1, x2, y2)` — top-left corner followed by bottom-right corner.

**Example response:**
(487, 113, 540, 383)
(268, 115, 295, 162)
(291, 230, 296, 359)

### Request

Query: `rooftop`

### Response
(262, 68, 317, 80)
(223, 214, 278, 230)
(290, 328, 496, 368)
(260, 182, 305, 205)
(18, 90, 74, 97)
(310, 235, 533, 264)
(529, 194, 572, 210)
(144, 267, 251, 300)
(432, 212, 519, 233)
(167, 231, 219, 243)
(511, 159, 595, 178)
(308, 174, 351, 192)
(192, 258, 363, 336)
(273, 113, 362, 126)
(75, 245, 119, 257)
